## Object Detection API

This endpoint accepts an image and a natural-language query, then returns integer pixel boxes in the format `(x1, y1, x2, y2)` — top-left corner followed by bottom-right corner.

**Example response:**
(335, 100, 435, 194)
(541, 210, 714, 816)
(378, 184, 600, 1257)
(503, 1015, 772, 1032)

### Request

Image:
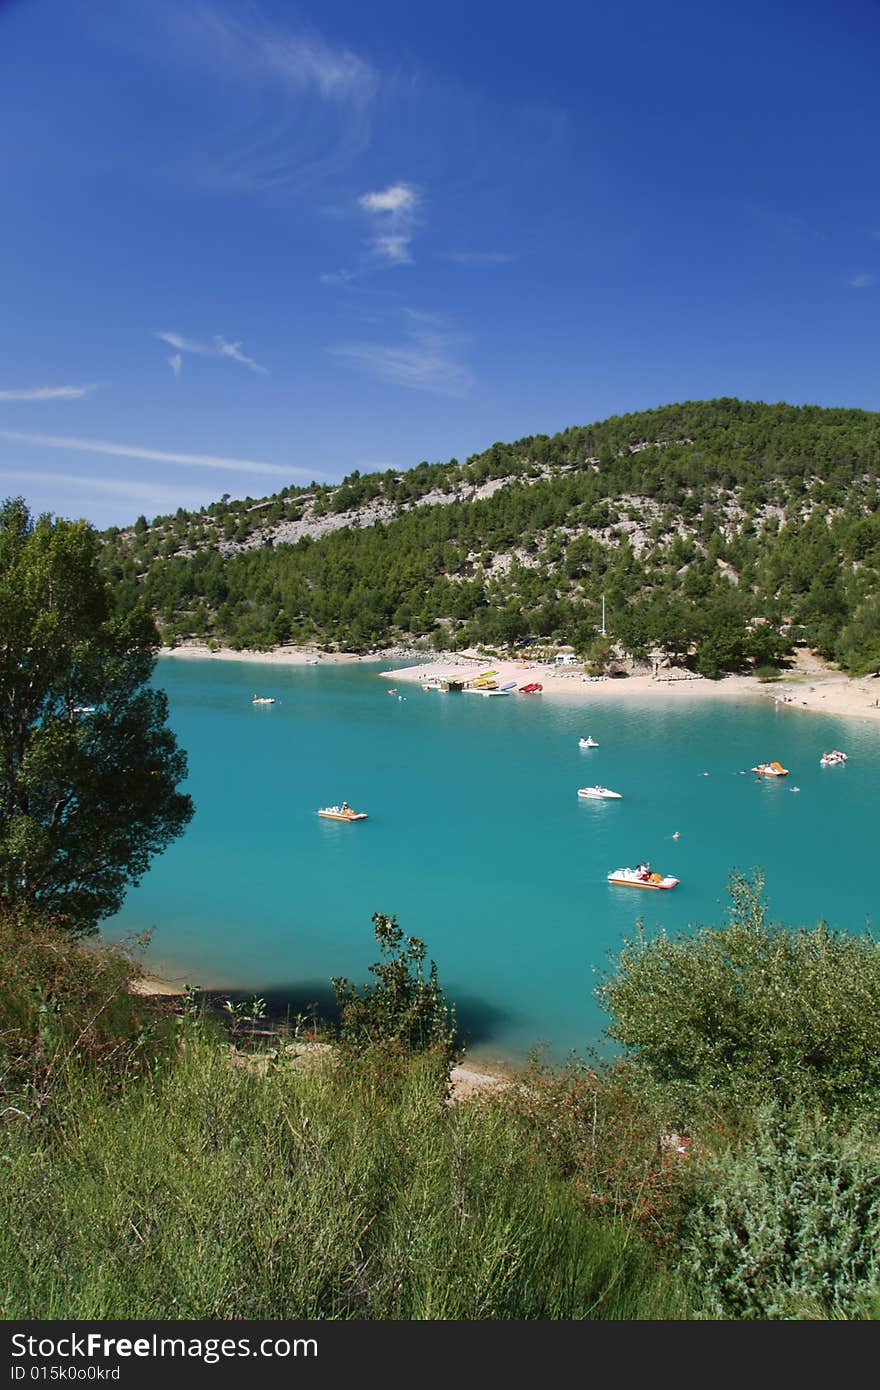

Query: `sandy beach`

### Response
(379, 653, 880, 723)
(159, 640, 880, 724)
(160, 641, 363, 668)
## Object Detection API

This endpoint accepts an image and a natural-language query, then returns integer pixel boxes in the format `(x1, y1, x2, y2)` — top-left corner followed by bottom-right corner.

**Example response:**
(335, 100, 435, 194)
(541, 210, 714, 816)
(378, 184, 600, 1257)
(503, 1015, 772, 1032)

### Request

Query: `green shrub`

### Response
(682, 1106, 880, 1319)
(332, 913, 457, 1064)
(598, 872, 880, 1118)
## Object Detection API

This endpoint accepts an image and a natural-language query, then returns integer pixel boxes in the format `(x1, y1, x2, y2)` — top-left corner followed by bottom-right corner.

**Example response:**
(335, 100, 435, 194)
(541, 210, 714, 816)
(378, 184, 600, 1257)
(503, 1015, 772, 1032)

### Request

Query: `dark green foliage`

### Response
(594, 876, 880, 1316)
(836, 595, 880, 675)
(332, 912, 457, 1063)
(0, 498, 194, 933)
(97, 398, 880, 671)
(598, 871, 880, 1118)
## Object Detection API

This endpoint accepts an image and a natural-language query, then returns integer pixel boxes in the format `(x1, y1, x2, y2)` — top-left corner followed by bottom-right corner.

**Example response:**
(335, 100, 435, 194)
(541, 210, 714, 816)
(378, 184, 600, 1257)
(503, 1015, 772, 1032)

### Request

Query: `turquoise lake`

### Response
(106, 658, 880, 1068)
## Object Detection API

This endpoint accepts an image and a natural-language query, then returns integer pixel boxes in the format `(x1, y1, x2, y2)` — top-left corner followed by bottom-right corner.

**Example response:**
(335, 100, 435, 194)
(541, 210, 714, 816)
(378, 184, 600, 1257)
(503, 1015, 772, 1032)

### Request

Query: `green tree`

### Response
(837, 595, 880, 675)
(598, 871, 880, 1116)
(579, 634, 614, 674)
(332, 912, 457, 1062)
(0, 499, 194, 933)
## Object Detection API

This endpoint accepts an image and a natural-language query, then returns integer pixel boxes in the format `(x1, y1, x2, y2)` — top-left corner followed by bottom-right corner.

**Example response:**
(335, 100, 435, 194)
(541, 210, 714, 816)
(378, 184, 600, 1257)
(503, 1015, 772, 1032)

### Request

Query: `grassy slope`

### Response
(0, 1037, 685, 1320)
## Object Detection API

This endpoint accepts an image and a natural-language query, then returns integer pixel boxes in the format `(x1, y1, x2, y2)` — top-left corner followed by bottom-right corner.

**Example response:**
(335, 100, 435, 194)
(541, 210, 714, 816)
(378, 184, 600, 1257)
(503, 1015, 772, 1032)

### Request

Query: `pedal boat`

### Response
(607, 864, 679, 889)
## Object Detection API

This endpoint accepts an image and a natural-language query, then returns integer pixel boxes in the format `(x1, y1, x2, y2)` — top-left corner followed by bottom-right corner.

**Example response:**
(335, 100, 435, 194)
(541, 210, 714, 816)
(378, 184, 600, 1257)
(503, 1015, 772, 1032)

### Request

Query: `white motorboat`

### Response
(578, 785, 621, 800)
(579, 736, 599, 748)
(607, 863, 679, 890)
(252, 695, 275, 705)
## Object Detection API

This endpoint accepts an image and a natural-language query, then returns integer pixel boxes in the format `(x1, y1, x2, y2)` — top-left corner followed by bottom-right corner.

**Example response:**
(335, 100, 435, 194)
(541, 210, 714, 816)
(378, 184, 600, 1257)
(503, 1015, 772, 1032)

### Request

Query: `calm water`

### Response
(106, 658, 880, 1067)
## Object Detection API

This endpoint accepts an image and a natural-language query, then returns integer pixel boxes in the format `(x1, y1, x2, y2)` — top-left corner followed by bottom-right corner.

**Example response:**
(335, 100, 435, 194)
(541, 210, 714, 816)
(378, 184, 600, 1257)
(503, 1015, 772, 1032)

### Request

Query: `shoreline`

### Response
(158, 640, 880, 725)
(133, 972, 513, 1096)
(139, 639, 879, 1079)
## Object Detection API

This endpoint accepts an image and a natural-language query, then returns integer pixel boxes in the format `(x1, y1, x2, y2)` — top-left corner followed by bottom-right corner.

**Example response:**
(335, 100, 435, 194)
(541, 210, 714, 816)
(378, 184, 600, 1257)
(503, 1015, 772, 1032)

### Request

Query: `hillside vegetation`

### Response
(5, 879, 880, 1320)
(99, 399, 880, 675)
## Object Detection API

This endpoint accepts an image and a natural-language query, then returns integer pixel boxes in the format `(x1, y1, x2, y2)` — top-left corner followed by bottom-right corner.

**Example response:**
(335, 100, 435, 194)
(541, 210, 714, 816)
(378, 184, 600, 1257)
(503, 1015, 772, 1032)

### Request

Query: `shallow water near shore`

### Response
(105, 658, 879, 1067)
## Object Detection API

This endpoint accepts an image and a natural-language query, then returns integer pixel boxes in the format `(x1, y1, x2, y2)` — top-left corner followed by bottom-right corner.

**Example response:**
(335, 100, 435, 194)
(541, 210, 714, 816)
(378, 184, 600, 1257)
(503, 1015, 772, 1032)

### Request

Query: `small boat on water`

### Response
(498, 681, 517, 691)
(252, 694, 275, 705)
(73, 705, 96, 714)
(579, 736, 599, 748)
(518, 682, 543, 693)
(820, 749, 847, 766)
(578, 785, 621, 800)
(480, 687, 511, 696)
(608, 863, 679, 890)
(751, 760, 788, 777)
(317, 803, 368, 822)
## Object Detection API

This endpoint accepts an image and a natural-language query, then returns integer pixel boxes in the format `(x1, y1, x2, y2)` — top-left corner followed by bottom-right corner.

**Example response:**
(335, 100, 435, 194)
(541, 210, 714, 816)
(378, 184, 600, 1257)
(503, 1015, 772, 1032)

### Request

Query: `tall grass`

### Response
(0, 1033, 687, 1320)
(0, 912, 171, 1097)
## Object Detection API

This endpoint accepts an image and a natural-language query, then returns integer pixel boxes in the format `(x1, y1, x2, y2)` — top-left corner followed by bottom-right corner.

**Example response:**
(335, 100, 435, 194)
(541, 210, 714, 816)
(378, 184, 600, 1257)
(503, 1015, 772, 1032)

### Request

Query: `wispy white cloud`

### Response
(329, 311, 473, 397)
(373, 233, 412, 264)
(445, 250, 514, 266)
(359, 185, 417, 216)
(140, 3, 379, 196)
(217, 339, 267, 371)
(0, 430, 294, 476)
(0, 384, 95, 401)
(319, 268, 356, 287)
(358, 182, 421, 265)
(0, 468, 208, 513)
(155, 331, 268, 374)
(848, 273, 875, 288)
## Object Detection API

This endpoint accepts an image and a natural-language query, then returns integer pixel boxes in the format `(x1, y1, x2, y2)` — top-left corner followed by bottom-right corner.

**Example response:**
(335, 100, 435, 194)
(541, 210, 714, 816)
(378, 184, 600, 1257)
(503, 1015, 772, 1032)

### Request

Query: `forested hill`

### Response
(99, 398, 880, 676)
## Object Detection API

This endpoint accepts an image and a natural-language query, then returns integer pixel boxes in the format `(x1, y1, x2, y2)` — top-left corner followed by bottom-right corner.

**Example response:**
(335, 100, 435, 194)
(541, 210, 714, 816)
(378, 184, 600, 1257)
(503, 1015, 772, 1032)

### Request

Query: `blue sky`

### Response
(1, 0, 878, 528)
